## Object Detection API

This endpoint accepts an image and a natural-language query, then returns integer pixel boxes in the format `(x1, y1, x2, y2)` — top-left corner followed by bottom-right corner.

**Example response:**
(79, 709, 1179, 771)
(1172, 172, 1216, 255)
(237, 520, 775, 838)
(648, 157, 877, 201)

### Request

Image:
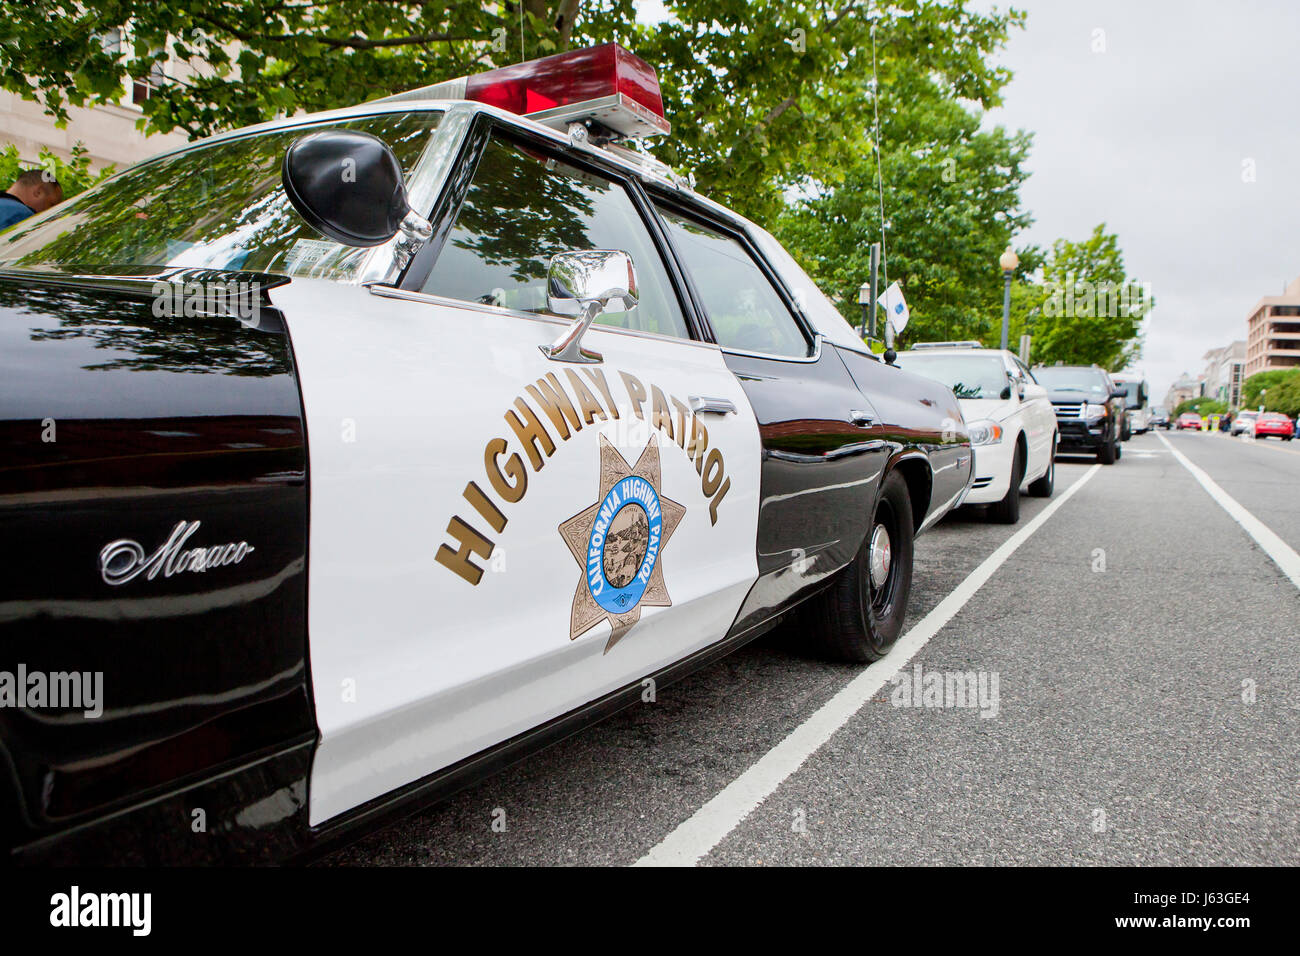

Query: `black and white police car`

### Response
(0, 44, 972, 863)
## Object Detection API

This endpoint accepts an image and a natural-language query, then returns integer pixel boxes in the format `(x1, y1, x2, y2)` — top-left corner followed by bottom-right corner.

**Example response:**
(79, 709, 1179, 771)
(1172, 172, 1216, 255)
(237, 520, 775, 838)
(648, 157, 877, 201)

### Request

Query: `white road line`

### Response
(634, 463, 1103, 867)
(1157, 432, 1300, 589)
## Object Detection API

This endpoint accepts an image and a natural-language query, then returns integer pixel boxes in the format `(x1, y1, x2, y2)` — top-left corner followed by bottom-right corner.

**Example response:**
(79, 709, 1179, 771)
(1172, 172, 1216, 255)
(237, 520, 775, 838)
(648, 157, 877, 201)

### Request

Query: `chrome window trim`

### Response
(719, 334, 825, 365)
(364, 282, 723, 352)
(356, 107, 474, 285)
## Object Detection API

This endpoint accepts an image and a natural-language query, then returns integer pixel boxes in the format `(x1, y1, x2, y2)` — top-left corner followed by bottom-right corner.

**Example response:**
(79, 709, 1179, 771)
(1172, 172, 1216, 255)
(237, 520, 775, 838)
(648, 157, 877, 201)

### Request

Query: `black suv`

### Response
(1032, 364, 1128, 464)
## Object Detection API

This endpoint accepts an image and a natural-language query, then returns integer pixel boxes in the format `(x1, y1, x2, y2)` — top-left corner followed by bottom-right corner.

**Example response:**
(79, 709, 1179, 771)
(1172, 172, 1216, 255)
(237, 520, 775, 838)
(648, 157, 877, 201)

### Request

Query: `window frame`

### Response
(397, 113, 710, 345)
(646, 188, 819, 363)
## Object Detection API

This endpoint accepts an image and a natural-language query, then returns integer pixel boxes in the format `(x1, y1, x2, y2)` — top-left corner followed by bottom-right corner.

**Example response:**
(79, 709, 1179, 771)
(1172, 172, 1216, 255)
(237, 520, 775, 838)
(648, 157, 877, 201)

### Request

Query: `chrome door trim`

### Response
(364, 283, 724, 352)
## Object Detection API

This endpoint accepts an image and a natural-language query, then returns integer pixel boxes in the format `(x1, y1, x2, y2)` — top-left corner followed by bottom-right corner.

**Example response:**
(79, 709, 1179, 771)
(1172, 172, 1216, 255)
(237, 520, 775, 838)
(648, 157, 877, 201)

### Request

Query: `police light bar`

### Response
(378, 43, 670, 141)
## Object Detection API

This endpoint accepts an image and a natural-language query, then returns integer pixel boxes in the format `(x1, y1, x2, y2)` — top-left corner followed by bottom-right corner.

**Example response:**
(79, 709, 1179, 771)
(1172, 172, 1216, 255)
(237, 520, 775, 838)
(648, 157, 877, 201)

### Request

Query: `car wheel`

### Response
(1116, 441, 1122, 460)
(1028, 441, 1056, 498)
(1097, 436, 1116, 464)
(988, 444, 1024, 524)
(804, 471, 914, 663)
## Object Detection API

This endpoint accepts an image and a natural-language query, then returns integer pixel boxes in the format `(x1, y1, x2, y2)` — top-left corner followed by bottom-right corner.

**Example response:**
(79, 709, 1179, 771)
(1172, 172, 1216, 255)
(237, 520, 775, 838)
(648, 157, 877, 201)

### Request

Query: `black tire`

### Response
(1121, 421, 1131, 441)
(1028, 439, 1056, 498)
(804, 471, 914, 663)
(988, 443, 1024, 524)
(1097, 435, 1116, 464)
(1116, 441, 1122, 460)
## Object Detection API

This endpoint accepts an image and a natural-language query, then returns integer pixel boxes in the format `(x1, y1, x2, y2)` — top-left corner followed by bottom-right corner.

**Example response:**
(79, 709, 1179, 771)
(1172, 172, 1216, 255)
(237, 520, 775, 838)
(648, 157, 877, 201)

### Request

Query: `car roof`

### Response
(898, 347, 1016, 360)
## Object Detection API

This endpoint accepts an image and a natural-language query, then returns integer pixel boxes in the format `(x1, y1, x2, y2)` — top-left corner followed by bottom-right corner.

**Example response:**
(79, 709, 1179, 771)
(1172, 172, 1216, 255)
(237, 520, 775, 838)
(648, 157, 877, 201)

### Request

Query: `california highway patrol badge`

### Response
(558, 434, 685, 652)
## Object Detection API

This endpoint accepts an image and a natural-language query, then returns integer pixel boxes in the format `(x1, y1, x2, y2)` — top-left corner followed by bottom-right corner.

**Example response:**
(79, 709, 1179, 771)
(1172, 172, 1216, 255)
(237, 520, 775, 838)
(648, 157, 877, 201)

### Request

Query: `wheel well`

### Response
(1016, 430, 1028, 462)
(891, 457, 931, 532)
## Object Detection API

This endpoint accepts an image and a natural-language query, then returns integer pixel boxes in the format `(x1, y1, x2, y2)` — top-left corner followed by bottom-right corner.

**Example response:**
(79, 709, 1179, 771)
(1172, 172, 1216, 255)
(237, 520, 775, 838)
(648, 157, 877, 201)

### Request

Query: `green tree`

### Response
(1241, 368, 1299, 409)
(1173, 397, 1226, 418)
(777, 89, 1038, 345)
(0, 1, 1023, 225)
(1261, 376, 1300, 418)
(1029, 224, 1150, 370)
(0, 143, 115, 198)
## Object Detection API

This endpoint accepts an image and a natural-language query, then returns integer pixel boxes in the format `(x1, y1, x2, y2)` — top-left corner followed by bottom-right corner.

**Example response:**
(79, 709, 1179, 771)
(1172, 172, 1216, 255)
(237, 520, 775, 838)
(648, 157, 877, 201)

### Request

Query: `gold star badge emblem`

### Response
(558, 434, 685, 653)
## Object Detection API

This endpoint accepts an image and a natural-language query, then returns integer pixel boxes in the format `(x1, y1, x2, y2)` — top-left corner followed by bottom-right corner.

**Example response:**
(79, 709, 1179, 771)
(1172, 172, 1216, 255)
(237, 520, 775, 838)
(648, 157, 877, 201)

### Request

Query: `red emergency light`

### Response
(386, 44, 670, 141)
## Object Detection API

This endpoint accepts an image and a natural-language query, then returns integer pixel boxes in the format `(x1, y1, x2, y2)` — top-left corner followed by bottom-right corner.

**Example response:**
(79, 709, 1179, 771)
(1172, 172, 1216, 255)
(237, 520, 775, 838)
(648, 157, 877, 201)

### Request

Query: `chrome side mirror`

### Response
(541, 250, 638, 364)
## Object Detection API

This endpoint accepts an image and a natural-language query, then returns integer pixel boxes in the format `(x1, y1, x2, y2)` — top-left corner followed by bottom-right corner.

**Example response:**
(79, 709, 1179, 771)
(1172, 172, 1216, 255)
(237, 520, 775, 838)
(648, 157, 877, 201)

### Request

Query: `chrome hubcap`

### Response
(869, 523, 892, 589)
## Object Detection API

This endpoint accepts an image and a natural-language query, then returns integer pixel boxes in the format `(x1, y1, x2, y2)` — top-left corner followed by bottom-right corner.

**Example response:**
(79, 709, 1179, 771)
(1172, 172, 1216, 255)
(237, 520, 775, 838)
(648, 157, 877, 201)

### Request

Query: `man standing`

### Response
(0, 169, 64, 229)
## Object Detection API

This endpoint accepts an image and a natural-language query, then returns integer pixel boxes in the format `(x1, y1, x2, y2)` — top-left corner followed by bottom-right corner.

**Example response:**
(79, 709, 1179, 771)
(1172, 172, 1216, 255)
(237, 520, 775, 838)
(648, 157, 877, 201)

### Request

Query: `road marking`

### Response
(1158, 432, 1300, 589)
(634, 464, 1103, 867)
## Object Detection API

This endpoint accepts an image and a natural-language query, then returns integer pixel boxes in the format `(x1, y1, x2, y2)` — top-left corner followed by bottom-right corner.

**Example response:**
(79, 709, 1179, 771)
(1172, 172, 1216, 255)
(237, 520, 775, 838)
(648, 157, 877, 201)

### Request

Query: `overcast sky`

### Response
(979, 0, 1300, 401)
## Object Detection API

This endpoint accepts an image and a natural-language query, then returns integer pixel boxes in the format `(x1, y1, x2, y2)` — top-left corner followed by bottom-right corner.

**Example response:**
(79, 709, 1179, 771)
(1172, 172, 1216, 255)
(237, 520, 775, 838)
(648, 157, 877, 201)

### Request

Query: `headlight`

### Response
(967, 419, 1003, 445)
(1084, 403, 1109, 421)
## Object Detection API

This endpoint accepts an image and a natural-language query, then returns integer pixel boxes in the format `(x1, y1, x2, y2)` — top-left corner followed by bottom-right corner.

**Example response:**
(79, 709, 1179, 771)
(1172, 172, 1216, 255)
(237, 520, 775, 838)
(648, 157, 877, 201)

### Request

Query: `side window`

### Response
(656, 207, 810, 359)
(421, 135, 689, 339)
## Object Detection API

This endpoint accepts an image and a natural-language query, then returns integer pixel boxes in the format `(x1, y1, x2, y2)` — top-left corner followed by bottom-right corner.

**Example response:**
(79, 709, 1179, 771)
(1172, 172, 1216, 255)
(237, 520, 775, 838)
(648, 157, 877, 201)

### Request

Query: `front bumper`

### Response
(964, 438, 1017, 504)
(1056, 418, 1111, 451)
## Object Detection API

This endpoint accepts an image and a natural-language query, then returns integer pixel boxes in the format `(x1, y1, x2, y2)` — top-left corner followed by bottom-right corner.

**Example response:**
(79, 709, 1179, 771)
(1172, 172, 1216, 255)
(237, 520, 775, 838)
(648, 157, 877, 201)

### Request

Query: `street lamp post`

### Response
(999, 247, 1019, 351)
(857, 242, 881, 342)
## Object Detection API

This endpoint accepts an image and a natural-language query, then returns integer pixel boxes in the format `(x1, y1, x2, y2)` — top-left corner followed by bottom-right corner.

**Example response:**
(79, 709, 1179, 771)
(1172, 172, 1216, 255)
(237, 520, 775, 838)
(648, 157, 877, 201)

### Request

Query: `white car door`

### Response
(1014, 359, 1054, 478)
(277, 130, 761, 825)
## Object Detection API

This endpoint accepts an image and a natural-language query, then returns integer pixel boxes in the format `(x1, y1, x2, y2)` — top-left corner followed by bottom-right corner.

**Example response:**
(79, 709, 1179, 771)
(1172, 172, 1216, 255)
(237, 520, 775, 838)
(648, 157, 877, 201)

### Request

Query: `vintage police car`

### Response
(0, 45, 971, 863)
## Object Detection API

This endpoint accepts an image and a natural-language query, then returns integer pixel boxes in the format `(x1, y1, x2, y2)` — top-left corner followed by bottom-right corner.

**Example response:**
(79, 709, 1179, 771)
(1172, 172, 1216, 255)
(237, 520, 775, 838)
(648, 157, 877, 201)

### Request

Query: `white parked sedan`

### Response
(895, 344, 1059, 523)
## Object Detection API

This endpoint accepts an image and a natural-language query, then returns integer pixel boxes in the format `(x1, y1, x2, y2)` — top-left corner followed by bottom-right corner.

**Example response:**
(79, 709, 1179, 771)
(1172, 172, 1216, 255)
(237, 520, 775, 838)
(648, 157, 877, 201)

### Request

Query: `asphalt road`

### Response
(324, 429, 1299, 866)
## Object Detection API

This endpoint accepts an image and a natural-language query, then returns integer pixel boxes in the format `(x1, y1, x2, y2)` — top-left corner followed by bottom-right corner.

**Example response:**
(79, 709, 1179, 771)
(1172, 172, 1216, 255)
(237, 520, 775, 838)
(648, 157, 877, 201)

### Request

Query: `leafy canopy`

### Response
(1, 0, 1021, 225)
(0, 143, 115, 198)
(1242, 368, 1300, 409)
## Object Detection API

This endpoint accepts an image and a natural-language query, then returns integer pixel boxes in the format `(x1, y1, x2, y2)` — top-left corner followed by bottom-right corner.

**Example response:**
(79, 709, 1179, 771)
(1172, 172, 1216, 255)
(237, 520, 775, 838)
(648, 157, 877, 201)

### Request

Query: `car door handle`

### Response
(850, 409, 875, 427)
(689, 396, 737, 415)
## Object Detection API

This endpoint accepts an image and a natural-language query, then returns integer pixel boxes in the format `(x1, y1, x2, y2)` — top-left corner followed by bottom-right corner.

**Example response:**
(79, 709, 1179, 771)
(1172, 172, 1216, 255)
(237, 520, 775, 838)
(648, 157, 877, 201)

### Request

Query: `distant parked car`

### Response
(1149, 406, 1171, 430)
(1231, 410, 1259, 436)
(1254, 412, 1295, 440)
(1032, 364, 1127, 464)
(894, 344, 1058, 524)
(1177, 413, 1203, 431)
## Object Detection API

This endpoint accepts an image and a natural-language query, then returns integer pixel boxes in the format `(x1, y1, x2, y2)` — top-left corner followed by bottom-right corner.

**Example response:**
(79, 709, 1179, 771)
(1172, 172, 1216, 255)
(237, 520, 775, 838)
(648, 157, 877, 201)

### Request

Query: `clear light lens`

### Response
(1084, 403, 1108, 421)
(967, 419, 1004, 445)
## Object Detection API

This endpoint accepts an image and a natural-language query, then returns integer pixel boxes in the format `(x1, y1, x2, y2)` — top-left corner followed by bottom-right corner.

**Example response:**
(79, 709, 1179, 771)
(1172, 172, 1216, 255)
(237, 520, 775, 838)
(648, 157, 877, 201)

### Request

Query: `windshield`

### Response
(0, 111, 442, 281)
(1033, 366, 1111, 396)
(895, 353, 1009, 400)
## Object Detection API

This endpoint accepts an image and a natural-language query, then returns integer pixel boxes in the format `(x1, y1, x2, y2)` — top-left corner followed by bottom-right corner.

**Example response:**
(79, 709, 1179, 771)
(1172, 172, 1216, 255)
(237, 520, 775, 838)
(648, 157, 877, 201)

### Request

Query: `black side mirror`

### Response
(282, 130, 414, 247)
(999, 385, 1012, 400)
(1111, 389, 1127, 400)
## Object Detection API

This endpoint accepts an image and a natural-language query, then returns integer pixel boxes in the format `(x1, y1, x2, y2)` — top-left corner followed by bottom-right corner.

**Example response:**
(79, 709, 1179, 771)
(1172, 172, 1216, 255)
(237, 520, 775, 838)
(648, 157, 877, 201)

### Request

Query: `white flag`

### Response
(878, 281, 909, 334)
